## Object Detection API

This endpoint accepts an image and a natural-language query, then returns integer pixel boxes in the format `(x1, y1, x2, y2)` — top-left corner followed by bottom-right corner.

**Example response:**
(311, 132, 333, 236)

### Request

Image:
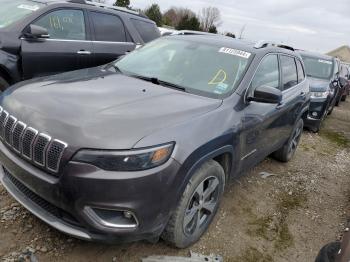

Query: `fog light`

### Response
(124, 211, 133, 219)
(312, 112, 318, 117)
(87, 207, 138, 229)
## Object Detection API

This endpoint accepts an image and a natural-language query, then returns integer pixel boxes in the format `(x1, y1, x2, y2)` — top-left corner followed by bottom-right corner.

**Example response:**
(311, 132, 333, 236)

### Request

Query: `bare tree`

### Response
(163, 7, 196, 27)
(199, 7, 222, 32)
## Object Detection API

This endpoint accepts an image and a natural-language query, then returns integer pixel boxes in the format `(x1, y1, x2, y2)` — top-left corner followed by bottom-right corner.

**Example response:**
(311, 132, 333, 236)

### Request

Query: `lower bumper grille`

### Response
(3, 167, 82, 228)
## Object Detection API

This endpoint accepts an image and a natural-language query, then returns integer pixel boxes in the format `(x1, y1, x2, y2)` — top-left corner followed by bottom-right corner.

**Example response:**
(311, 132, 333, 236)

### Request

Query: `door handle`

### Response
(276, 103, 284, 109)
(77, 50, 91, 55)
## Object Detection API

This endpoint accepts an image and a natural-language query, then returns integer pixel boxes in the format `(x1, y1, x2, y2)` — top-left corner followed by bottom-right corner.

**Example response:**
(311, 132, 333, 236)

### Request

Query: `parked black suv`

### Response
(0, 0, 160, 91)
(299, 51, 340, 132)
(0, 37, 309, 248)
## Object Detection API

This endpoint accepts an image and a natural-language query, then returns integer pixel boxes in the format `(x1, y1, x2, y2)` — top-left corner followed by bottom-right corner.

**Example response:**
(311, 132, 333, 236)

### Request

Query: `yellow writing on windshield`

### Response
(208, 69, 227, 85)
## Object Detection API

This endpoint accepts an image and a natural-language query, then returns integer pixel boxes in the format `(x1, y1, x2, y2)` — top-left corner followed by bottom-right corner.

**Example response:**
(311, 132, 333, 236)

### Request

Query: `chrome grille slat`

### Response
(0, 110, 9, 139)
(21, 127, 38, 160)
(33, 133, 51, 166)
(12, 121, 26, 153)
(0, 108, 67, 174)
(47, 140, 67, 173)
(4, 116, 17, 145)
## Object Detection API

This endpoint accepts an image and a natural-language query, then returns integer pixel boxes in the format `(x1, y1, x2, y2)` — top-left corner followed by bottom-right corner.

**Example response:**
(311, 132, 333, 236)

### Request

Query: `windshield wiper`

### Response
(128, 74, 187, 92)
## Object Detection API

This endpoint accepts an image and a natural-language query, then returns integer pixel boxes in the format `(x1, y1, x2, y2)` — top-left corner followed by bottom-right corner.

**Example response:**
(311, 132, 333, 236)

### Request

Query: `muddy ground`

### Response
(1, 100, 350, 262)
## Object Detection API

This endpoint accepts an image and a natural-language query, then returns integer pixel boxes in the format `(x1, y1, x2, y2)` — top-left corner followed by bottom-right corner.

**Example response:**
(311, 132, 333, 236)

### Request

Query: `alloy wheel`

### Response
(288, 124, 302, 155)
(183, 176, 220, 236)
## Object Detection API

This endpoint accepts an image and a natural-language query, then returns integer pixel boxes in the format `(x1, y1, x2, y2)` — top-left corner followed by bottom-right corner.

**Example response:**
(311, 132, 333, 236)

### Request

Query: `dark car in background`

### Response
(338, 63, 350, 102)
(0, 0, 160, 91)
(299, 51, 340, 132)
(0, 37, 309, 248)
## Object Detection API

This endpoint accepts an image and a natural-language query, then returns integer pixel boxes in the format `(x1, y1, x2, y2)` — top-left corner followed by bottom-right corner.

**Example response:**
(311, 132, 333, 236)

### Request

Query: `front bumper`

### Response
(304, 98, 329, 130)
(0, 141, 182, 243)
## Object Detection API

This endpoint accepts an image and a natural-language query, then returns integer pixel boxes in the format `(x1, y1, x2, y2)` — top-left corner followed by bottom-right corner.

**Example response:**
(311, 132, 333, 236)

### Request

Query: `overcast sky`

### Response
(106, 0, 350, 53)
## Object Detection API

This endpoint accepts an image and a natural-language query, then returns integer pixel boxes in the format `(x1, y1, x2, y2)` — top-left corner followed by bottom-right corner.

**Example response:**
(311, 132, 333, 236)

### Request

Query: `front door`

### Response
(21, 8, 93, 79)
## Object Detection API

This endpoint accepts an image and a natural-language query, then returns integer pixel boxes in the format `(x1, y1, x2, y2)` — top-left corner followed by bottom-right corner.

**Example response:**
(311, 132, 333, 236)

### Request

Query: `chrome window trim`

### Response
(244, 53, 307, 104)
(46, 139, 68, 173)
(21, 37, 135, 45)
(33, 133, 52, 167)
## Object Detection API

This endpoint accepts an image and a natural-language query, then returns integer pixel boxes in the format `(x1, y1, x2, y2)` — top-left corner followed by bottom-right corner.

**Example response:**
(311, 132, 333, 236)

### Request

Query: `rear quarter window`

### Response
(131, 19, 160, 43)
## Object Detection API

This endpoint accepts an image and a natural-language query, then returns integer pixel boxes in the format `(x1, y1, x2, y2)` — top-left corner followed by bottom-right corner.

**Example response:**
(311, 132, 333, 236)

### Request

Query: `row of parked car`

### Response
(0, 0, 348, 249)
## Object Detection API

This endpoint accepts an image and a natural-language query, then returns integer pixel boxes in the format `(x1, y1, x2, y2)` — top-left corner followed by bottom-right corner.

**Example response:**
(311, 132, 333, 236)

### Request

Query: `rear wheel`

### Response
(341, 95, 347, 101)
(0, 76, 9, 92)
(273, 119, 303, 162)
(162, 160, 225, 248)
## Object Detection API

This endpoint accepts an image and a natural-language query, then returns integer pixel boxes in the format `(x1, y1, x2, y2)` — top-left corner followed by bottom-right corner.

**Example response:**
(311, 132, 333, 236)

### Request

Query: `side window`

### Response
(131, 19, 160, 43)
(33, 9, 86, 40)
(296, 59, 305, 83)
(251, 55, 280, 90)
(280, 55, 298, 90)
(90, 12, 126, 42)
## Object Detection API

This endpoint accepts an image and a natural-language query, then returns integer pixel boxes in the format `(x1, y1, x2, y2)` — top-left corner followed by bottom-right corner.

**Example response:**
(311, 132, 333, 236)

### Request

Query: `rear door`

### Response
(279, 55, 308, 137)
(21, 8, 93, 79)
(88, 11, 135, 66)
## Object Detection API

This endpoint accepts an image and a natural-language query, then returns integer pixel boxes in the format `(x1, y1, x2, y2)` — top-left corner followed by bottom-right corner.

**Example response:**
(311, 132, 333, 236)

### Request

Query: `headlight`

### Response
(72, 142, 175, 171)
(310, 91, 329, 99)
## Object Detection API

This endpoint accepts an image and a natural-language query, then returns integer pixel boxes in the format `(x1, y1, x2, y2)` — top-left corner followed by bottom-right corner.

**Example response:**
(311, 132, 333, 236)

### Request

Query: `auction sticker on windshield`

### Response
(219, 47, 251, 59)
(17, 4, 40, 11)
(318, 59, 332, 65)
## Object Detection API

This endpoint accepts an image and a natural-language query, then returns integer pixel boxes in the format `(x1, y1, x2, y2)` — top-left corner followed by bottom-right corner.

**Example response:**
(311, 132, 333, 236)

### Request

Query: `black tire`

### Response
(273, 119, 303, 162)
(0, 76, 9, 92)
(341, 95, 347, 102)
(315, 242, 340, 262)
(161, 159, 225, 248)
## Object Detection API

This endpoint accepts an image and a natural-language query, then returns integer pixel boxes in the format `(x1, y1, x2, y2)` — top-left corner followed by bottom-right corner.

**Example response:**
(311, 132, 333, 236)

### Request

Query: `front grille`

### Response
(0, 109, 9, 138)
(0, 106, 68, 174)
(3, 167, 81, 227)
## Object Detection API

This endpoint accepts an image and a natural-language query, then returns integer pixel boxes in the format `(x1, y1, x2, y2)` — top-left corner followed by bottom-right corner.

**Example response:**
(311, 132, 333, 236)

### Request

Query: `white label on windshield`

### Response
(17, 4, 40, 11)
(219, 47, 251, 59)
(318, 59, 332, 65)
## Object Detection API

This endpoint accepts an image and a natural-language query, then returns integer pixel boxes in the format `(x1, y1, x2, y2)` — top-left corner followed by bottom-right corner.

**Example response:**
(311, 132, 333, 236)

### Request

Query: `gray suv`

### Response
(0, 36, 310, 248)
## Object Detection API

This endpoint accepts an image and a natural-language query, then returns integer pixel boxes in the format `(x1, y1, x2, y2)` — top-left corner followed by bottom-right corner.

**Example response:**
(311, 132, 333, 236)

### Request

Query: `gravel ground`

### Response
(1, 100, 350, 262)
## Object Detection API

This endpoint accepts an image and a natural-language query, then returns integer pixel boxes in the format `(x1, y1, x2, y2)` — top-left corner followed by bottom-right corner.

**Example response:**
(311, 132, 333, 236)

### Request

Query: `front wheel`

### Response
(273, 119, 303, 162)
(162, 159, 225, 248)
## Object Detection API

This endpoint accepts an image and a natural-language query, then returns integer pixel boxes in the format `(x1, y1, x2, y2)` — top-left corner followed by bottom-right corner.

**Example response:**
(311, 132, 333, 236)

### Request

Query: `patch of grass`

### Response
(277, 191, 307, 211)
(274, 220, 293, 250)
(247, 216, 273, 240)
(319, 130, 349, 148)
(228, 247, 274, 262)
(246, 191, 307, 252)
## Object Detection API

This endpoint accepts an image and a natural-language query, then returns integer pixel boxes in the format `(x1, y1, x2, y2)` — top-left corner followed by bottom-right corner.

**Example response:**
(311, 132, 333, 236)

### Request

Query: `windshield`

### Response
(115, 38, 252, 98)
(0, 0, 44, 29)
(301, 55, 334, 80)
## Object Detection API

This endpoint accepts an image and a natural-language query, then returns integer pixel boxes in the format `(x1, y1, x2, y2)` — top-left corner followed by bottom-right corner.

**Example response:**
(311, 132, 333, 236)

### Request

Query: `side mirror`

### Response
(25, 24, 50, 39)
(248, 85, 282, 104)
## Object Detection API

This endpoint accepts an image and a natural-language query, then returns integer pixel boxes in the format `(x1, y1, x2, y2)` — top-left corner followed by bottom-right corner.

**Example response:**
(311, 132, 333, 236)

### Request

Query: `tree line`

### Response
(114, 0, 236, 37)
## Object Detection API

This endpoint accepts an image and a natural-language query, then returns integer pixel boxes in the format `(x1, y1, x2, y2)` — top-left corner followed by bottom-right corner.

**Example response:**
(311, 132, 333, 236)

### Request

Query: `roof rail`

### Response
(68, 0, 140, 16)
(254, 40, 295, 51)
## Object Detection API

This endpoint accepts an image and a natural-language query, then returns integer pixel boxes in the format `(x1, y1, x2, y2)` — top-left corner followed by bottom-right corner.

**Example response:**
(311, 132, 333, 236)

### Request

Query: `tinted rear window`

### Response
(280, 55, 298, 90)
(90, 12, 126, 42)
(131, 19, 160, 43)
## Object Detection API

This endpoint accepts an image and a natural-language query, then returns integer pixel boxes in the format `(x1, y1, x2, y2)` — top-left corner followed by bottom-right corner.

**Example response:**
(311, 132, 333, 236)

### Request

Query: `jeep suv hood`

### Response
(308, 77, 330, 92)
(0, 67, 222, 149)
